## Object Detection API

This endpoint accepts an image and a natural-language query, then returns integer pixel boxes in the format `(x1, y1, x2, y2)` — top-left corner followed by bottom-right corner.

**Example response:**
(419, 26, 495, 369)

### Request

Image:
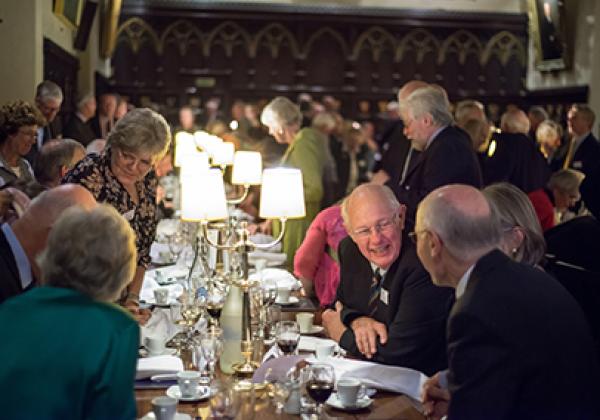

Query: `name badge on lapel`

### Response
(123, 209, 135, 221)
(380, 288, 389, 305)
(573, 161, 583, 169)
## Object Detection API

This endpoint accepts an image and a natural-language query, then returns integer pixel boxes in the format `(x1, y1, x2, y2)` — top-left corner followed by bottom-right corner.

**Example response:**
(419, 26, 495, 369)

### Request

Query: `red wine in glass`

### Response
(306, 380, 334, 403)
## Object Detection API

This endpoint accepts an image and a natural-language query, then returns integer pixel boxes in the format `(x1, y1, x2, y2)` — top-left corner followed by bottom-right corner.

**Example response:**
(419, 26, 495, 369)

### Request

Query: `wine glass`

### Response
(168, 231, 185, 265)
(210, 379, 240, 419)
(206, 281, 227, 329)
(198, 330, 223, 381)
(304, 363, 335, 418)
(180, 292, 202, 345)
(169, 302, 186, 350)
(276, 320, 300, 356)
(264, 368, 290, 414)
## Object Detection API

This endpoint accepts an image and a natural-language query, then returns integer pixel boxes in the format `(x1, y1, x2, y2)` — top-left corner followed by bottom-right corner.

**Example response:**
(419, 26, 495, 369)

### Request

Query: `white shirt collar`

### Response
(455, 264, 476, 299)
(370, 262, 387, 278)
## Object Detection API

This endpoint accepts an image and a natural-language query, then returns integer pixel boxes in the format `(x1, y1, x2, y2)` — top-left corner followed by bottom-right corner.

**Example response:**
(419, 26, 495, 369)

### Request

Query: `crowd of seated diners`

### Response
(1, 79, 599, 419)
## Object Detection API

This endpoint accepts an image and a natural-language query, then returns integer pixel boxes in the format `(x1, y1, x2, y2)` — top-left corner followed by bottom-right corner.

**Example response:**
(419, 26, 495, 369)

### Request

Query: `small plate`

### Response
(166, 384, 211, 402)
(301, 325, 324, 335)
(326, 393, 373, 411)
(275, 296, 299, 306)
(140, 412, 191, 420)
(140, 347, 178, 358)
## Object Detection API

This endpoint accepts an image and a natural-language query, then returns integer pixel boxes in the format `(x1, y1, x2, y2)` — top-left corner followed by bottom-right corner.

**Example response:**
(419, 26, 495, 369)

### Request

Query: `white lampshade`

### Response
(179, 152, 209, 180)
(174, 131, 197, 167)
(259, 168, 305, 219)
(180, 169, 229, 221)
(231, 151, 262, 186)
(194, 131, 222, 159)
(212, 142, 235, 166)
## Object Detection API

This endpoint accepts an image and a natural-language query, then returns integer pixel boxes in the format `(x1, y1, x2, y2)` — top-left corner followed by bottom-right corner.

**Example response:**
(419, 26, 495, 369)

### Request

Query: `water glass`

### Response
(210, 379, 240, 420)
(198, 332, 223, 380)
(276, 321, 300, 355)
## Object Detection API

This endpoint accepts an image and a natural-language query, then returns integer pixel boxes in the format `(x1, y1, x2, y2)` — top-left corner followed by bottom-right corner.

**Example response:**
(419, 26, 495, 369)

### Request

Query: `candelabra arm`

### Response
(249, 217, 287, 250)
(200, 221, 236, 251)
(226, 184, 250, 205)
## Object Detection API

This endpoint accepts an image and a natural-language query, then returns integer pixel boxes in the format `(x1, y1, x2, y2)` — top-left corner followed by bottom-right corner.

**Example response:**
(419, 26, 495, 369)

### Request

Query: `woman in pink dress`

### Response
(293, 204, 348, 307)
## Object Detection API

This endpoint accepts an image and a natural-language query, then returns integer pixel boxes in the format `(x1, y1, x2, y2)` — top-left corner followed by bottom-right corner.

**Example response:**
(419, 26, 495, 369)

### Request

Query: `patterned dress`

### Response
(62, 147, 158, 268)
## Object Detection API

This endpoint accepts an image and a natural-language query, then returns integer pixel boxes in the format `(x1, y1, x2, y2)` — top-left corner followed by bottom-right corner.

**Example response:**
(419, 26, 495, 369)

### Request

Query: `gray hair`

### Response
(548, 169, 585, 194)
(483, 183, 546, 266)
(34, 139, 85, 186)
(405, 86, 453, 127)
(107, 108, 171, 159)
(528, 106, 549, 121)
(77, 92, 95, 109)
(536, 119, 563, 142)
(341, 183, 400, 230)
(418, 187, 501, 262)
(261, 96, 302, 129)
(38, 204, 136, 302)
(35, 80, 63, 103)
(312, 112, 337, 132)
(500, 109, 530, 134)
(455, 100, 486, 127)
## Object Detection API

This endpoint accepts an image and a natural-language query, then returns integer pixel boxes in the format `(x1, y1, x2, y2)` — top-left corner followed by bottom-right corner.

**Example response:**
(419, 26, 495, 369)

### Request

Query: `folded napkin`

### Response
(248, 251, 287, 267)
(140, 309, 181, 344)
(155, 219, 180, 237)
(149, 242, 172, 264)
(136, 355, 184, 380)
(248, 268, 301, 290)
(140, 270, 185, 304)
(304, 356, 428, 401)
(248, 234, 282, 252)
(252, 355, 307, 383)
(298, 336, 339, 352)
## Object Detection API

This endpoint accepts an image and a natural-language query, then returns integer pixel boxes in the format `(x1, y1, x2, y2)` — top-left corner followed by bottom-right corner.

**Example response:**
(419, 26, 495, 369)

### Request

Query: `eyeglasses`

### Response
(408, 229, 429, 244)
(117, 148, 155, 171)
(352, 216, 397, 239)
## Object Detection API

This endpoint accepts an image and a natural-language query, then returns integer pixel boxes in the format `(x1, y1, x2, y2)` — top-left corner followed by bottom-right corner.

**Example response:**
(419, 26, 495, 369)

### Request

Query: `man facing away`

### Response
(321, 183, 453, 376)
(417, 184, 598, 420)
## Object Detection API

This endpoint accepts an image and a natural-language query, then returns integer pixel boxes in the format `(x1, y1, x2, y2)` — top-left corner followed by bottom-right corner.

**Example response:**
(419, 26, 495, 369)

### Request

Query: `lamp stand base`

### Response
(231, 360, 260, 378)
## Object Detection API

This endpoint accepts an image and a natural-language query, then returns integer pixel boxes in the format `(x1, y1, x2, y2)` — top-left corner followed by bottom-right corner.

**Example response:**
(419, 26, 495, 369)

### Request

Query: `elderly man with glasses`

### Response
(321, 183, 453, 376)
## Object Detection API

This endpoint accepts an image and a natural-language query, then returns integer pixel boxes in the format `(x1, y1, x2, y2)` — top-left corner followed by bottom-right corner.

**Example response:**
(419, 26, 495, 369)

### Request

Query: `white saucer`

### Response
(301, 325, 324, 335)
(142, 347, 177, 358)
(326, 393, 372, 411)
(166, 384, 211, 402)
(275, 296, 299, 306)
(140, 412, 191, 420)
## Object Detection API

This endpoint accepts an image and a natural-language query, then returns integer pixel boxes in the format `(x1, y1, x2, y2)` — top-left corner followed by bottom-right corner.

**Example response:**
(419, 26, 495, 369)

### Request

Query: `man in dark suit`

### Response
(63, 93, 97, 147)
(321, 184, 453, 376)
(89, 93, 118, 139)
(481, 108, 550, 192)
(0, 185, 96, 303)
(25, 81, 64, 164)
(418, 184, 598, 420)
(564, 104, 600, 177)
(394, 86, 482, 227)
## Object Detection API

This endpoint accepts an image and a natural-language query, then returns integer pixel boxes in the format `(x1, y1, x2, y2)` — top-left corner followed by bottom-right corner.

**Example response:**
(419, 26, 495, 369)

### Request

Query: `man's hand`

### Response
(421, 371, 450, 420)
(321, 301, 347, 342)
(350, 316, 387, 359)
(125, 302, 151, 325)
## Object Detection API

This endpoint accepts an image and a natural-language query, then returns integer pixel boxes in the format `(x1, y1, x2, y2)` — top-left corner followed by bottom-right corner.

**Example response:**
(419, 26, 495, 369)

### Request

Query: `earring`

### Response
(511, 247, 518, 258)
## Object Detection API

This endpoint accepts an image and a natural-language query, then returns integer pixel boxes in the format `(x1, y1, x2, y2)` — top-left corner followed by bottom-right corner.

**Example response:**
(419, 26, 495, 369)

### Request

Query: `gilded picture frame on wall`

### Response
(53, 0, 83, 30)
(529, 0, 569, 71)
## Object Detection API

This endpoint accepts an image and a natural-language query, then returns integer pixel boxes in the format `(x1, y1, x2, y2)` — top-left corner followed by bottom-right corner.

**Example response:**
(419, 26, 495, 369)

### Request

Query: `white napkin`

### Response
(140, 271, 184, 304)
(155, 218, 179, 237)
(149, 242, 171, 263)
(136, 355, 184, 380)
(298, 336, 338, 352)
(248, 268, 301, 290)
(248, 251, 287, 267)
(304, 356, 428, 400)
(248, 234, 282, 252)
(140, 309, 181, 345)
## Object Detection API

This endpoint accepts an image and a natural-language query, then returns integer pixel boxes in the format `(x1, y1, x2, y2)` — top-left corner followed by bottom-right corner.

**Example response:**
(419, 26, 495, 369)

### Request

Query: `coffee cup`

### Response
(177, 370, 201, 398)
(154, 288, 170, 306)
(277, 286, 291, 303)
(145, 335, 166, 356)
(296, 312, 314, 333)
(315, 343, 336, 359)
(337, 377, 366, 407)
(152, 396, 177, 420)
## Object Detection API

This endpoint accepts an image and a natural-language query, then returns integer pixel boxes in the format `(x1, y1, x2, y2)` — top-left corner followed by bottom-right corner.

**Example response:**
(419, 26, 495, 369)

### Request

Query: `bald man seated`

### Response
(0, 184, 96, 303)
(321, 184, 453, 376)
(418, 184, 598, 420)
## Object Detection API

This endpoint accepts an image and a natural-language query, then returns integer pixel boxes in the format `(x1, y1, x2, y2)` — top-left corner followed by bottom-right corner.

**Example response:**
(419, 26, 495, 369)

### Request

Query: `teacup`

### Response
(337, 377, 366, 407)
(145, 335, 166, 356)
(177, 370, 201, 398)
(154, 288, 170, 306)
(152, 396, 177, 420)
(296, 312, 314, 333)
(277, 286, 291, 303)
(315, 343, 336, 359)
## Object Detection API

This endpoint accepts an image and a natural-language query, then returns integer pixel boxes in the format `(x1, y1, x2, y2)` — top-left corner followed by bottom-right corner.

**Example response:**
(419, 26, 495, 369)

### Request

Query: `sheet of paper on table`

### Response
(136, 355, 184, 380)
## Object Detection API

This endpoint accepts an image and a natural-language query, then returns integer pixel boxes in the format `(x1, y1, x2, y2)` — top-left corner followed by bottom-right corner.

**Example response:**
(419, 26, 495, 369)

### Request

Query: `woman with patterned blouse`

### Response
(63, 108, 171, 323)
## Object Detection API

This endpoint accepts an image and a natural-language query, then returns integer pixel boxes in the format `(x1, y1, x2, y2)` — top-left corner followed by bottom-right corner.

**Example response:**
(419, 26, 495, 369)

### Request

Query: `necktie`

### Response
(562, 137, 576, 169)
(368, 269, 383, 317)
